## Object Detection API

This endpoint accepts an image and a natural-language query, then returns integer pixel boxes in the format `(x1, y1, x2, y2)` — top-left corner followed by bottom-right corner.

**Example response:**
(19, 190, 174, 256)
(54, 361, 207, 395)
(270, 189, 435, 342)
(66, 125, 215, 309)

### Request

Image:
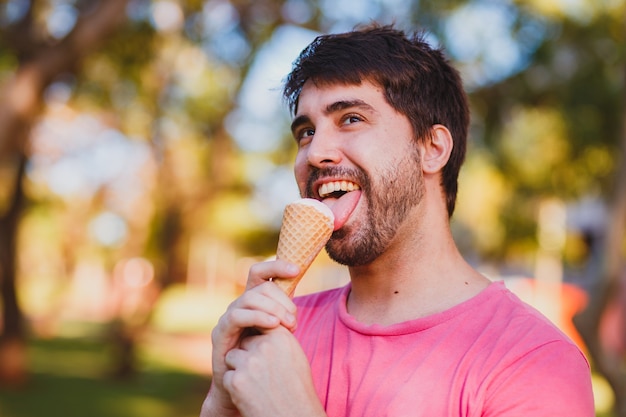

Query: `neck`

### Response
(346, 205, 489, 326)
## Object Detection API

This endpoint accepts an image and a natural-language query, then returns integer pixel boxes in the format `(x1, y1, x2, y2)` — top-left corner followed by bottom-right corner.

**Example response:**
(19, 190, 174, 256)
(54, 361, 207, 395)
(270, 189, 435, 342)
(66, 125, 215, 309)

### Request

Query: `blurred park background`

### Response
(0, 0, 624, 416)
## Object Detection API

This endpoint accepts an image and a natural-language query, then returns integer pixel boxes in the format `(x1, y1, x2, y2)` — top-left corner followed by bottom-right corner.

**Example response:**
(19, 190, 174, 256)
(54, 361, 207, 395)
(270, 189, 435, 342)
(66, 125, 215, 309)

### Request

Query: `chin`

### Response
(326, 237, 383, 267)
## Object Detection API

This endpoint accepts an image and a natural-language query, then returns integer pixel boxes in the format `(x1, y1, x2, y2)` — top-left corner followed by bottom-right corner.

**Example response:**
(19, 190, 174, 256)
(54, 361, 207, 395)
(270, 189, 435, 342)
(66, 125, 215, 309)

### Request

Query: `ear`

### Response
(421, 124, 453, 175)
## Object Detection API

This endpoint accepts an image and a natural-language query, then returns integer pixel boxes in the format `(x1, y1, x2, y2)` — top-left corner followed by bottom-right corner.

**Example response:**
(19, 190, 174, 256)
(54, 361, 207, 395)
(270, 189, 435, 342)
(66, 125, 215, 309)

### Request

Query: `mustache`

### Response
(305, 166, 367, 198)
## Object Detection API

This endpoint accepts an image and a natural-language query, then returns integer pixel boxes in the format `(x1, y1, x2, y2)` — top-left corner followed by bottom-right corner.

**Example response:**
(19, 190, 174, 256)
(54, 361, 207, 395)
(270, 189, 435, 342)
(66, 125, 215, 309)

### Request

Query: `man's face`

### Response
(291, 80, 425, 266)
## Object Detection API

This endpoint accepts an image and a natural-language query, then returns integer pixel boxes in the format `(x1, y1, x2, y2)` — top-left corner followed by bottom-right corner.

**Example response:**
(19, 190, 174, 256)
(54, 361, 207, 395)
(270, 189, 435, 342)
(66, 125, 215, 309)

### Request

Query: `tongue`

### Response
(323, 190, 362, 231)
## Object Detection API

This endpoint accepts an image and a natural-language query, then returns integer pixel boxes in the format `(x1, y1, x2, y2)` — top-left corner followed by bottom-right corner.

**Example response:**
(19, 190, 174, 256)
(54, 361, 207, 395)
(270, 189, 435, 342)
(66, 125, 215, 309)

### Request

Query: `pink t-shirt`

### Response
(294, 281, 594, 417)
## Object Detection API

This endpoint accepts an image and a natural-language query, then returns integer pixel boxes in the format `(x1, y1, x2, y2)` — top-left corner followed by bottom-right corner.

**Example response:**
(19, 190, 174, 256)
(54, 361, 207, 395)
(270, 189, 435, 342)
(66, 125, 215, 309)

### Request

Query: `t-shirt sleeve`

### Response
(482, 340, 595, 416)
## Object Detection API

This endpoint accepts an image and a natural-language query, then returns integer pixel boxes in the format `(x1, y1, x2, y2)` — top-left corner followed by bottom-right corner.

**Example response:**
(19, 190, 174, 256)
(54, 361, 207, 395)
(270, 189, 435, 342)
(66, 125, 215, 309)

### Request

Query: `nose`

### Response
(304, 126, 342, 168)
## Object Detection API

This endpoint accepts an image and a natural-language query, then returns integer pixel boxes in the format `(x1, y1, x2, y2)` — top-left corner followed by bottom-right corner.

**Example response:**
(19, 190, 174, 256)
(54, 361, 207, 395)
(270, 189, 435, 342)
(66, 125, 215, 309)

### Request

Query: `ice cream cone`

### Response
(273, 199, 334, 296)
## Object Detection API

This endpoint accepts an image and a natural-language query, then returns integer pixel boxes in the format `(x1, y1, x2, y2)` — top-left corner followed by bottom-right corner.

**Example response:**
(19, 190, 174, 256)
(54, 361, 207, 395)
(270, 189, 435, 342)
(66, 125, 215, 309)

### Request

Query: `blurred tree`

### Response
(0, 0, 340, 384)
(438, 2, 626, 413)
(0, 0, 131, 386)
(0, 151, 26, 385)
(573, 63, 626, 416)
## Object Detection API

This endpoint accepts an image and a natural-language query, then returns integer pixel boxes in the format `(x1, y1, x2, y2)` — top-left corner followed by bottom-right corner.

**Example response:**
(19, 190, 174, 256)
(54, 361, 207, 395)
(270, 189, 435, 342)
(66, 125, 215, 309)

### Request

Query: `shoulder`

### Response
(475, 282, 587, 367)
(476, 282, 576, 343)
(482, 339, 593, 416)
(476, 282, 594, 416)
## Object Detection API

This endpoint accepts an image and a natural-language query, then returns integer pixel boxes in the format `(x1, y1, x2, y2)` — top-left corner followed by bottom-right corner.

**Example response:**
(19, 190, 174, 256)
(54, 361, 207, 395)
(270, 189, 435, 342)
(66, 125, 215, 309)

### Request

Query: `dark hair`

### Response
(283, 24, 469, 217)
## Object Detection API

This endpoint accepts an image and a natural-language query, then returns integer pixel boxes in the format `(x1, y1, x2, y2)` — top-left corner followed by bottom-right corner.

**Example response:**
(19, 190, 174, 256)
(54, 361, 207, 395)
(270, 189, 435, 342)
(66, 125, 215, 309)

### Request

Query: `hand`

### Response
(200, 259, 301, 417)
(223, 325, 326, 417)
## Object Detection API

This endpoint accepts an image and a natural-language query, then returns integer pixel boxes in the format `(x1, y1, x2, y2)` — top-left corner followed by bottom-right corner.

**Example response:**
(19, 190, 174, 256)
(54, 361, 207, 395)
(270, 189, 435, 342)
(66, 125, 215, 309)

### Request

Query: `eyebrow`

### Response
(290, 115, 311, 137)
(290, 99, 377, 137)
(326, 99, 375, 114)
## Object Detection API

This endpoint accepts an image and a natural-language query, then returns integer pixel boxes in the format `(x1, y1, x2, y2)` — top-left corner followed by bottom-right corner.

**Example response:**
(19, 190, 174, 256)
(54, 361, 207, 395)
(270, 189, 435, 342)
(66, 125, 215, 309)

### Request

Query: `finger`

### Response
(239, 325, 291, 351)
(211, 284, 298, 357)
(224, 347, 245, 371)
(233, 283, 297, 330)
(247, 259, 300, 290)
(214, 306, 280, 343)
(222, 369, 235, 395)
(252, 283, 298, 329)
(222, 368, 248, 402)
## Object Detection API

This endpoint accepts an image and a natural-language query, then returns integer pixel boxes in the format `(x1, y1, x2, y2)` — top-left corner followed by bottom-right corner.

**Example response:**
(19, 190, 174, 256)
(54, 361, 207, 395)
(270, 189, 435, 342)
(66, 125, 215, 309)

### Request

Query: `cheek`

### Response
(293, 154, 308, 194)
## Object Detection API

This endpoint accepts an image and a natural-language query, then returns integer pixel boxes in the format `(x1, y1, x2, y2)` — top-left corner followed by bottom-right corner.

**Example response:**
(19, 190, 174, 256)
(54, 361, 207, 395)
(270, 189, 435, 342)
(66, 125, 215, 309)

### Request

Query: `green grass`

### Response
(0, 337, 209, 417)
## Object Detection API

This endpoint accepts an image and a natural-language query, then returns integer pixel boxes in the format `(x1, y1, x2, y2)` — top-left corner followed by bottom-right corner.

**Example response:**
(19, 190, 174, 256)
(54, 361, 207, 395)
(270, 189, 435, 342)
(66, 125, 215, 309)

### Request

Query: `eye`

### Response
(341, 114, 364, 125)
(296, 128, 315, 145)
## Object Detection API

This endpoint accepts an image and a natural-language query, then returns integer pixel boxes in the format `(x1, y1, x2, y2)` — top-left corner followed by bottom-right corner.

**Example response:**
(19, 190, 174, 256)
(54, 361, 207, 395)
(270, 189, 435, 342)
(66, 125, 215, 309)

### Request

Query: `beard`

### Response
(307, 146, 425, 267)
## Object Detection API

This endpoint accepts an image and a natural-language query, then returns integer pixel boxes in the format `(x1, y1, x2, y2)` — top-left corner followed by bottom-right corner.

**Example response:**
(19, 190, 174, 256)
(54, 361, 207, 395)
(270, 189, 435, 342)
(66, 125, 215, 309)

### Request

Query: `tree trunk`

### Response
(0, 152, 27, 386)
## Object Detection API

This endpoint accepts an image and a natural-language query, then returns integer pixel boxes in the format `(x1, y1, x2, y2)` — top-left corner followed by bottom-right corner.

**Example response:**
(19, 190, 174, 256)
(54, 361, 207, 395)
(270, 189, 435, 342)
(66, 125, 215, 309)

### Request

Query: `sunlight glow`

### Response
(151, 0, 184, 33)
(89, 211, 127, 247)
(46, 3, 78, 39)
(28, 105, 155, 225)
(445, 2, 546, 88)
(0, 0, 29, 26)
(226, 25, 318, 153)
(281, 0, 314, 24)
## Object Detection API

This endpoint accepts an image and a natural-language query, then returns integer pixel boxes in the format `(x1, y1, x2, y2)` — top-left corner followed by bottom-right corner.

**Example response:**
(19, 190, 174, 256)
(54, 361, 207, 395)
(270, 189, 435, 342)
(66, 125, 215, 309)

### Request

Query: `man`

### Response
(201, 25, 594, 417)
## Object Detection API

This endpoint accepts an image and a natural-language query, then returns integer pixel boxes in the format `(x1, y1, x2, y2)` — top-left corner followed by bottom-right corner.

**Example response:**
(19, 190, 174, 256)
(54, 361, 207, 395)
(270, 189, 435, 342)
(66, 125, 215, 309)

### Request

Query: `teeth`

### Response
(318, 181, 361, 198)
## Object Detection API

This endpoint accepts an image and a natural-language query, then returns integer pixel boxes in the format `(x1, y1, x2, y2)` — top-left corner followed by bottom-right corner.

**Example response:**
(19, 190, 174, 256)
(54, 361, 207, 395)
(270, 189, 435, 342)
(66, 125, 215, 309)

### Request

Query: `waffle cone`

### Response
(273, 199, 334, 296)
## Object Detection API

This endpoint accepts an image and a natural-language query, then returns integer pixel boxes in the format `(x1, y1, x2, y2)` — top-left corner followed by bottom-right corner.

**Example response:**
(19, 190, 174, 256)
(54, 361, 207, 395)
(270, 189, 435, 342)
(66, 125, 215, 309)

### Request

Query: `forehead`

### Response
(295, 80, 387, 115)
